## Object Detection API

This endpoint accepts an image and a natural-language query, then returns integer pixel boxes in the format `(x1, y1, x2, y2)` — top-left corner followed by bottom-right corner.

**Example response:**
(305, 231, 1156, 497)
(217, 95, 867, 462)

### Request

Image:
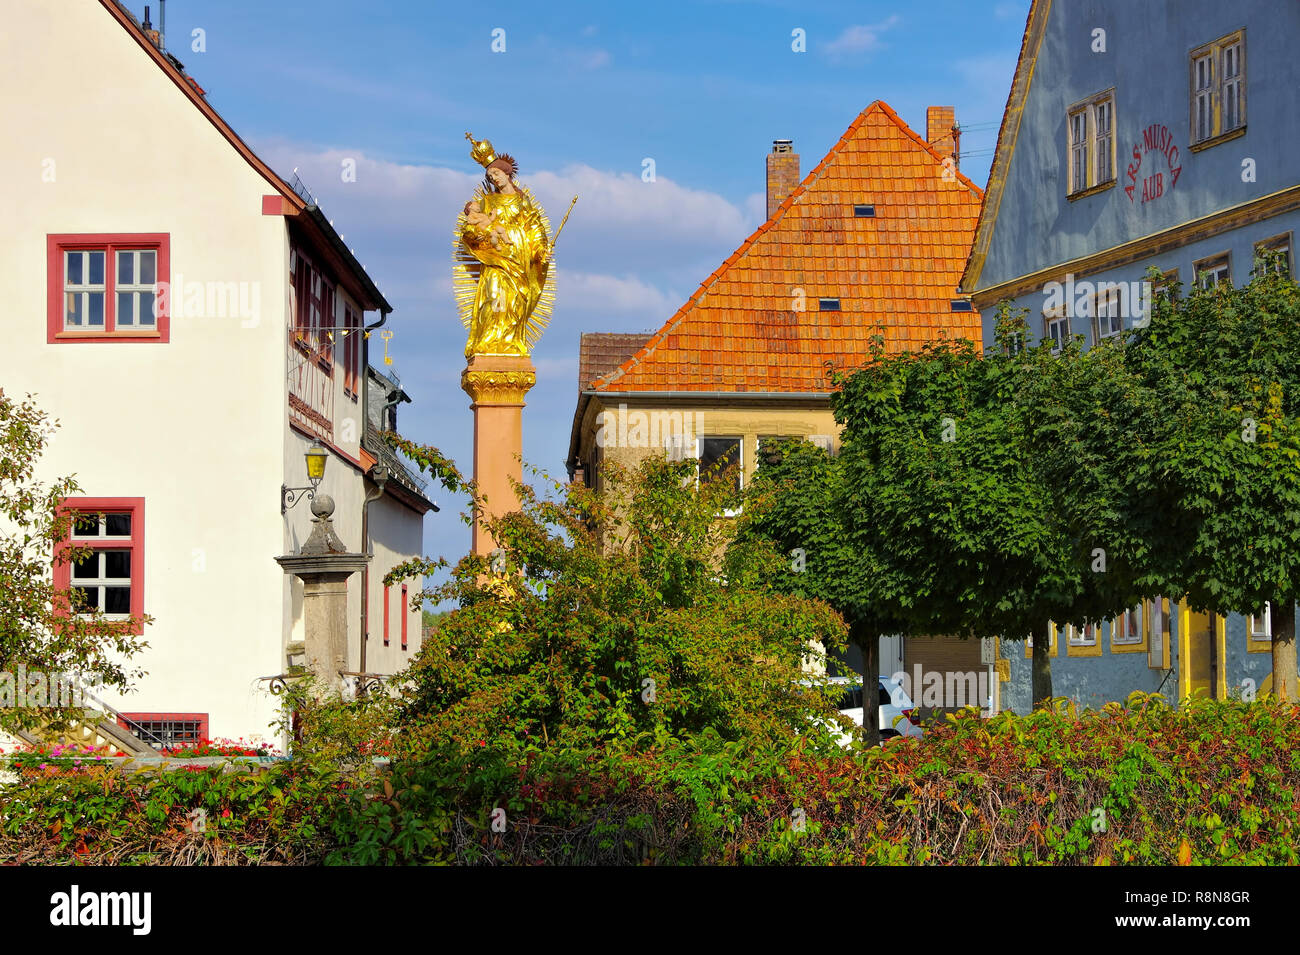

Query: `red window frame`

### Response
(401, 584, 409, 650)
(319, 281, 336, 370)
(53, 497, 145, 634)
(47, 234, 170, 343)
(292, 250, 313, 347)
(116, 712, 209, 750)
(343, 304, 361, 399)
(383, 583, 391, 647)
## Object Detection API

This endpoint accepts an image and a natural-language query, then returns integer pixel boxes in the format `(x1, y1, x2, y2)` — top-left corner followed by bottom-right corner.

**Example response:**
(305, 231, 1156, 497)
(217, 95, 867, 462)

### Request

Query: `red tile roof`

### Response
(589, 101, 984, 394)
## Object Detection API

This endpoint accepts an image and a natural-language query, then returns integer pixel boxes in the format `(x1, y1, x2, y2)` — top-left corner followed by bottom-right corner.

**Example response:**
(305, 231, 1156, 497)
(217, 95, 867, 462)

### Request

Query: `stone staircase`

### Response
(11, 693, 162, 758)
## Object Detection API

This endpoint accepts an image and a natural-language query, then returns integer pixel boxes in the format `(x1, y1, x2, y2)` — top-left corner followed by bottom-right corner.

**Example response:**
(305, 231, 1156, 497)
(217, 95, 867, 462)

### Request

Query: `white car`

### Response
(825, 675, 923, 745)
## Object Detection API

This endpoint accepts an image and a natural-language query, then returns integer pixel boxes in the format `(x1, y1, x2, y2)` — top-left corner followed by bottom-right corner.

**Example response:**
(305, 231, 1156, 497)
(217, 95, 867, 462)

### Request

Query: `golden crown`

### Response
(465, 132, 497, 169)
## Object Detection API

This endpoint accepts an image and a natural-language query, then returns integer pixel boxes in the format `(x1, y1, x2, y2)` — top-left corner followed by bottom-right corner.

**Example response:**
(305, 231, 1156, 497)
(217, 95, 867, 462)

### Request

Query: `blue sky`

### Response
(155, 0, 1029, 584)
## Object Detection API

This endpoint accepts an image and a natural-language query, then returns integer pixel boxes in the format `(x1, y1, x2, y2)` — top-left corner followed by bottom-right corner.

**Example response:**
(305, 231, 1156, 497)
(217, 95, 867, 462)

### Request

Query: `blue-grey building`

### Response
(961, 0, 1300, 712)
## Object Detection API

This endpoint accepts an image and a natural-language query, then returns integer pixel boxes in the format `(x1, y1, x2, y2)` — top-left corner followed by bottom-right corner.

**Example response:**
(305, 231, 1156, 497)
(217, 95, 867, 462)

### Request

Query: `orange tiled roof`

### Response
(590, 101, 984, 394)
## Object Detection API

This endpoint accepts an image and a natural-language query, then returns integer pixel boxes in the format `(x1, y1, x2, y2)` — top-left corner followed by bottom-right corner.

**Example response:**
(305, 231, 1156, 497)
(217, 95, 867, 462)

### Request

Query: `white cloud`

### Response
(559, 272, 681, 316)
(824, 17, 901, 58)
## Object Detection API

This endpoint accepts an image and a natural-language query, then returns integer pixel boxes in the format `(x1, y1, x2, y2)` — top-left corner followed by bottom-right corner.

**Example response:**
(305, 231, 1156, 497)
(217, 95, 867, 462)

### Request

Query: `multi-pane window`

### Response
(292, 251, 312, 344)
(1195, 253, 1231, 289)
(1112, 607, 1143, 646)
(58, 501, 144, 627)
(320, 281, 336, 367)
(115, 250, 157, 329)
(1067, 91, 1116, 195)
(1190, 31, 1246, 146)
(1153, 268, 1181, 302)
(1255, 235, 1292, 277)
(1093, 99, 1113, 183)
(698, 436, 743, 492)
(1248, 603, 1271, 642)
(1069, 112, 1088, 192)
(343, 305, 362, 398)
(70, 514, 133, 616)
(1094, 286, 1123, 340)
(49, 235, 168, 341)
(1065, 622, 1098, 646)
(1044, 310, 1070, 353)
(292, 249, 339, 366)
(64, 250, 106, 329)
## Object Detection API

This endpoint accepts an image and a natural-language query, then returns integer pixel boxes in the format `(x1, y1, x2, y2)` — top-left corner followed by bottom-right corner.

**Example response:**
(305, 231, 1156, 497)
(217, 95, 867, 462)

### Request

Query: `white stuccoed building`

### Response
(0, 0, 435, 750)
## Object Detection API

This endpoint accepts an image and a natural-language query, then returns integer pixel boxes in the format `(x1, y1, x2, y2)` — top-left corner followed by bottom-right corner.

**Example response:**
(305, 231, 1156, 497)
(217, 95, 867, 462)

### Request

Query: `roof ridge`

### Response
(591, 100, 982, 390)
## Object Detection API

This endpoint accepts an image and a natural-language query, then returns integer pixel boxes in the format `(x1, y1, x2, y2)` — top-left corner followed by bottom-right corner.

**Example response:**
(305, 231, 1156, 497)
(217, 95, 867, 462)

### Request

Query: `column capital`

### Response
(461, 354, 537, 406)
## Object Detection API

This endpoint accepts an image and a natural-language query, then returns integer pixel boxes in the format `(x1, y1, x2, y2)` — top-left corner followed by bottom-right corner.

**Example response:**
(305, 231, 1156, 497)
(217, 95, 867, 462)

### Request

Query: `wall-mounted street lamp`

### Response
(281, 439, 329, 514)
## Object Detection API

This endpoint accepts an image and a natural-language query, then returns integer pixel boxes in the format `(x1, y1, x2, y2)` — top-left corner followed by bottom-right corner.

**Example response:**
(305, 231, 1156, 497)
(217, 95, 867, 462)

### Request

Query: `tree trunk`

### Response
(858, 628, 881, 748)
(1272, 603, 1297, 702)
(1031, 629, 1053, 710)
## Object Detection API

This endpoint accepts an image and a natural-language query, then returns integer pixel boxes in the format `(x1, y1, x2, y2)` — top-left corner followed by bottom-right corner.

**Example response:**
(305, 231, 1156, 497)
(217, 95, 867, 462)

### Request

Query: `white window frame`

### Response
(70, 514, 134, 619)
(694, 435, 744, 517)
(1255, 234, 1292, 277)
(1094, 286, 1123, 340)
(114, 249, 158, 329)
(64, 250, 106, 331)
(1248, 603, 1271, 642)
(1044, 305, 1070, 354)
(1112, 607, 1143, 646)
(1065, 621, 1098, 647)
(1195, 253, 1231, 289)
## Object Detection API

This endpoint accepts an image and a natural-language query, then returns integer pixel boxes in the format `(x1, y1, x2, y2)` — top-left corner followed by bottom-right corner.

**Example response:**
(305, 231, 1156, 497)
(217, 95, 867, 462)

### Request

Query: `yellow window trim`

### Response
(1061, 621, 1103, 657)
(1246, 605, 1273, 654)
(1066, 89, 1117, 198)
(1176, 599, 1228, 700)
(1189, 30, 1246, 148)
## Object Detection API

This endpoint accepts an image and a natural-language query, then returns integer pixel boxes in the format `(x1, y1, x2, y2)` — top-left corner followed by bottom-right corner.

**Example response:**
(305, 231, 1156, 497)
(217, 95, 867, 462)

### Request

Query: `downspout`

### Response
(359, 308, 389, 677)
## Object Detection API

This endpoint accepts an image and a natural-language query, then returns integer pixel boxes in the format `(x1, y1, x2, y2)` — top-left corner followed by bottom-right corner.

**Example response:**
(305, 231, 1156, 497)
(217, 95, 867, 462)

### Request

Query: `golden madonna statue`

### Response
(454, 133, 574, 358)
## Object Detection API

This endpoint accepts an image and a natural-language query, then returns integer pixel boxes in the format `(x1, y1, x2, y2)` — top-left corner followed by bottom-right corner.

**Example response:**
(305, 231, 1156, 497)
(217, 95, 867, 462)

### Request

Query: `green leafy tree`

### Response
(0, 390, 147, 732)
(383, 446, 850, 756)
(740, 436, 901, 746)
(1111, 260, 1300, 699)
(748, 320, 1137, 712)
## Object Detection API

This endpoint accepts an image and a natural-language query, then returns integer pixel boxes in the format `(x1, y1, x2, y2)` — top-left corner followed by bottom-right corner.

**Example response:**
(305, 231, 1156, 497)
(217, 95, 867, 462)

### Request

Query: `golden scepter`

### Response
(551, 196, 578, 247)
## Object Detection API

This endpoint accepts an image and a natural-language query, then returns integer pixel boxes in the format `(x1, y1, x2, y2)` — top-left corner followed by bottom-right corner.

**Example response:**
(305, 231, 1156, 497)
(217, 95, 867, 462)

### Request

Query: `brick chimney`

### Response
(926, 106, 959, 170)
(766, 140, 800, 220)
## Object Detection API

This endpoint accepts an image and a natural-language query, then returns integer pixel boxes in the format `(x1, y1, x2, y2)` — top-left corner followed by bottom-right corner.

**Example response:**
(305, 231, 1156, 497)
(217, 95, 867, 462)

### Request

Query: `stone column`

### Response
(461, 354, 536, 556)
(276, 495, 369, 695)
